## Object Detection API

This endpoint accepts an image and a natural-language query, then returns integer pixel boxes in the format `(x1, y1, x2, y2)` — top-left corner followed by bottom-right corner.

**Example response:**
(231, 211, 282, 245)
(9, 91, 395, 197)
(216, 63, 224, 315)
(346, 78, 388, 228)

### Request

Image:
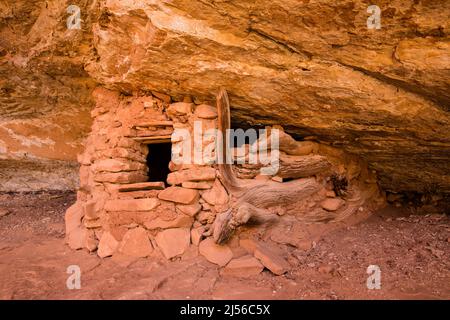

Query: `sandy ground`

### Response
(0, 191, 449, 300)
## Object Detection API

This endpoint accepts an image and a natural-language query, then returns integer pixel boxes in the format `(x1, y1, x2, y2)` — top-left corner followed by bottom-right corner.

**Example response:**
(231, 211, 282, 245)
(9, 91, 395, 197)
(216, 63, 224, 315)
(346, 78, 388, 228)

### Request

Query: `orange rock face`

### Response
(1, 0, 449, 195)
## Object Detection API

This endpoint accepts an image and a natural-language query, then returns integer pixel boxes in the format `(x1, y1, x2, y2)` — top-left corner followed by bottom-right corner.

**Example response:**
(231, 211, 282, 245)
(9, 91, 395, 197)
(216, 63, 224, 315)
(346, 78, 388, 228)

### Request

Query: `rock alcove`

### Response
(65, 87, 384, 272)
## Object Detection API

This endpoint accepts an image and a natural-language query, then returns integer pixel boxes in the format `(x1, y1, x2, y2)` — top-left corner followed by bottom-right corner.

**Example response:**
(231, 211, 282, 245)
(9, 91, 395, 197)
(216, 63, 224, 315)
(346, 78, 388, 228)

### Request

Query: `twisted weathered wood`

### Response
(214, 89, 323, 243)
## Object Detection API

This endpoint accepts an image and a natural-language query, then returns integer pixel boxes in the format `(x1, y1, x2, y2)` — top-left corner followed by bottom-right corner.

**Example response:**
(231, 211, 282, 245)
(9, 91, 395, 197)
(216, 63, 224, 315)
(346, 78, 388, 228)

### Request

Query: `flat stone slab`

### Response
(194, 104, 218, 119)
(158, 186, 199, 204)
(321, 198, 345, 211)
(144, 214, 193, 230)
(254, 245, 290, 276)
(181, 181, 213, 189)
(117, 227, 153, 258)
(176, 203, 202, 216)
(97, 231, 119, 258)
(167, 168, 216, 185)
(156, 228, 191, 259)
(118, 182, 165, 192)
(199, 238, 233, 267)
(221, 255, 264, 278)
(105, 198, 160, 212)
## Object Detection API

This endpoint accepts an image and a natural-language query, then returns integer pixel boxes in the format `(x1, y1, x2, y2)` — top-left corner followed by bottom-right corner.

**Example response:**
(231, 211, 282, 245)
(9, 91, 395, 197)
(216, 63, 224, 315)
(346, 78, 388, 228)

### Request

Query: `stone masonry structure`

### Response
(65, 87, 385, 273)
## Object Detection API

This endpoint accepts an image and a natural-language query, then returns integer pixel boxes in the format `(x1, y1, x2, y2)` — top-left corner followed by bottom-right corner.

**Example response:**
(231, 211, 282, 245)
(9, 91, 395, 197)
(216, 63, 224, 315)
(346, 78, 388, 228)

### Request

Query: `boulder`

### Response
(65, 202, 84, 235)
(176, 203, 202, 216)
(221, 255, 264, 278)
(191, 226, 206, 246)
(195, 104, 218, 119)
(201, 179, 228, 205)
(67, 226, 87, 250)
(254, 246, 290, 276)
(199, 238, 233, 267)
(167, 102, 193, 116)
(97, 231, 119, 258)
(320, 198, 345, 211)
(117, 227, 153, 258)
(155, 228, 191, 259)
(158, 187, 199, 204)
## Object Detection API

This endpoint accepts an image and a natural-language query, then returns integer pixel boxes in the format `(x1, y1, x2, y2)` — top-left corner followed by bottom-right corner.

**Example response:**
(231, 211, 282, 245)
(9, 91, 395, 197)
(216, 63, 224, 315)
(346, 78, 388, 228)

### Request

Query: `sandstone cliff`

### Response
(1, 0, 449, 195)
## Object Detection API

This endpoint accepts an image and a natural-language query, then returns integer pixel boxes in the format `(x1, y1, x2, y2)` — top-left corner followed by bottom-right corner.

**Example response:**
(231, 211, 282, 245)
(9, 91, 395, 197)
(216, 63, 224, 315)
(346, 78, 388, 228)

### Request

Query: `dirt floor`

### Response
(0, 191, 449, 300)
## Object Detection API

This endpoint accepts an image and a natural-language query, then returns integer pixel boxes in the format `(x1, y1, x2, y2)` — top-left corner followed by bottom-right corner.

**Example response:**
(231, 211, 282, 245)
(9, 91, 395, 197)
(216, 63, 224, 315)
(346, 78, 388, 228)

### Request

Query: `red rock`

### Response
(176, 203, 201, 216)
(231, 246, 248, 259)
(117, 227, 153, 258)
(191, 226, 205, 246)
(118, 182, 165, 192)
(93, 159, 145, 173)
(221, 255, 264, 278)
(195, 104, 218, 119)
(199, 238, 233, 266)
(201, 179, 228, 205)
(155, 228, 191, 259)
(197, 210, 215, 224)
(167, 102, 193, 116)
(212, 282, 275, 300)
(254, 174, 271, 181)
(143, 213, 193, 230)
(181, 181, 213, 189)
(318, 264, 334, 274)
(94, 172, 148, 184)
(65, 202, 84, 235)
(181, 245, 199, 260)
(295, 240, 313, 251)
(0, 208, 10, 217)
(151, 91, 171, 104)
(158, 186, 198, 204)
(97, 231, 119, 258)
(79, 165, 91, 191)
(106, 148, 146, 162)
(167, 167, 216, 185)
(254, 246, 290, 275)
(105, 198, 160, 212)
(271, 176, 283, 182)
(83, 200, 101, 220)
(239, 238, 259, 254)
(67, 226, 87, 250)
(84, 218, 102, 229)
(117, 190, 160, 199)
(326, 190, 336, 198)
(321, 198, 345, 211)
(84, 230, 98, 252)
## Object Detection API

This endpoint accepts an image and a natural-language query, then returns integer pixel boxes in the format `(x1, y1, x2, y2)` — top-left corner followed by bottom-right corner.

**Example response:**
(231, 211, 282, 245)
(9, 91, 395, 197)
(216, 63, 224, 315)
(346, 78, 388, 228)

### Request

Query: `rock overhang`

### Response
(85, 0, 450, 194)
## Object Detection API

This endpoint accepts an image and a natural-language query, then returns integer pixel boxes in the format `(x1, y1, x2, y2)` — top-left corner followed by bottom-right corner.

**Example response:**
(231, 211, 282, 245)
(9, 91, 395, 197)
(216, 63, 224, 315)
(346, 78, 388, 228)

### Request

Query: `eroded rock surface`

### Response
(86, 0, 450, 193)
(1, 0, 450, 194)
(0, 0, 97, 190)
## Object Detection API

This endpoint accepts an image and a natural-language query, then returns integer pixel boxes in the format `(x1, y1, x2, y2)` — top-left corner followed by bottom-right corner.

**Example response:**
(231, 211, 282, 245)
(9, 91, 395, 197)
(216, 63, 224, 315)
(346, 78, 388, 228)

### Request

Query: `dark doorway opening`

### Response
(146, 143, 172, 186)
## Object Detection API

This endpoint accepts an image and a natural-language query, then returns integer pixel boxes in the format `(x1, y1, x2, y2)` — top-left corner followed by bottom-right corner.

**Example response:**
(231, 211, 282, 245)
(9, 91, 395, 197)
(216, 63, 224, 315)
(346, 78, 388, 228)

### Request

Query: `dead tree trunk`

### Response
(213, 89, 326, 244)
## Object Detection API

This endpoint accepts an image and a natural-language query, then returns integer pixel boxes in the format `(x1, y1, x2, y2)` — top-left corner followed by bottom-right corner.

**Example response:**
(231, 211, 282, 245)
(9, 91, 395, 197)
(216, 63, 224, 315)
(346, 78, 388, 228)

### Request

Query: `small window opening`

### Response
(146, 143, 172, 186)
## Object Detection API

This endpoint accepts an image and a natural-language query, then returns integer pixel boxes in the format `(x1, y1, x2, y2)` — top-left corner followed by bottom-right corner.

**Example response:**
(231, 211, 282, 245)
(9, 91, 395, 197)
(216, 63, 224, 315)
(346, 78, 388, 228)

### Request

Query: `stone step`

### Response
(118, 181, 165, 192)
